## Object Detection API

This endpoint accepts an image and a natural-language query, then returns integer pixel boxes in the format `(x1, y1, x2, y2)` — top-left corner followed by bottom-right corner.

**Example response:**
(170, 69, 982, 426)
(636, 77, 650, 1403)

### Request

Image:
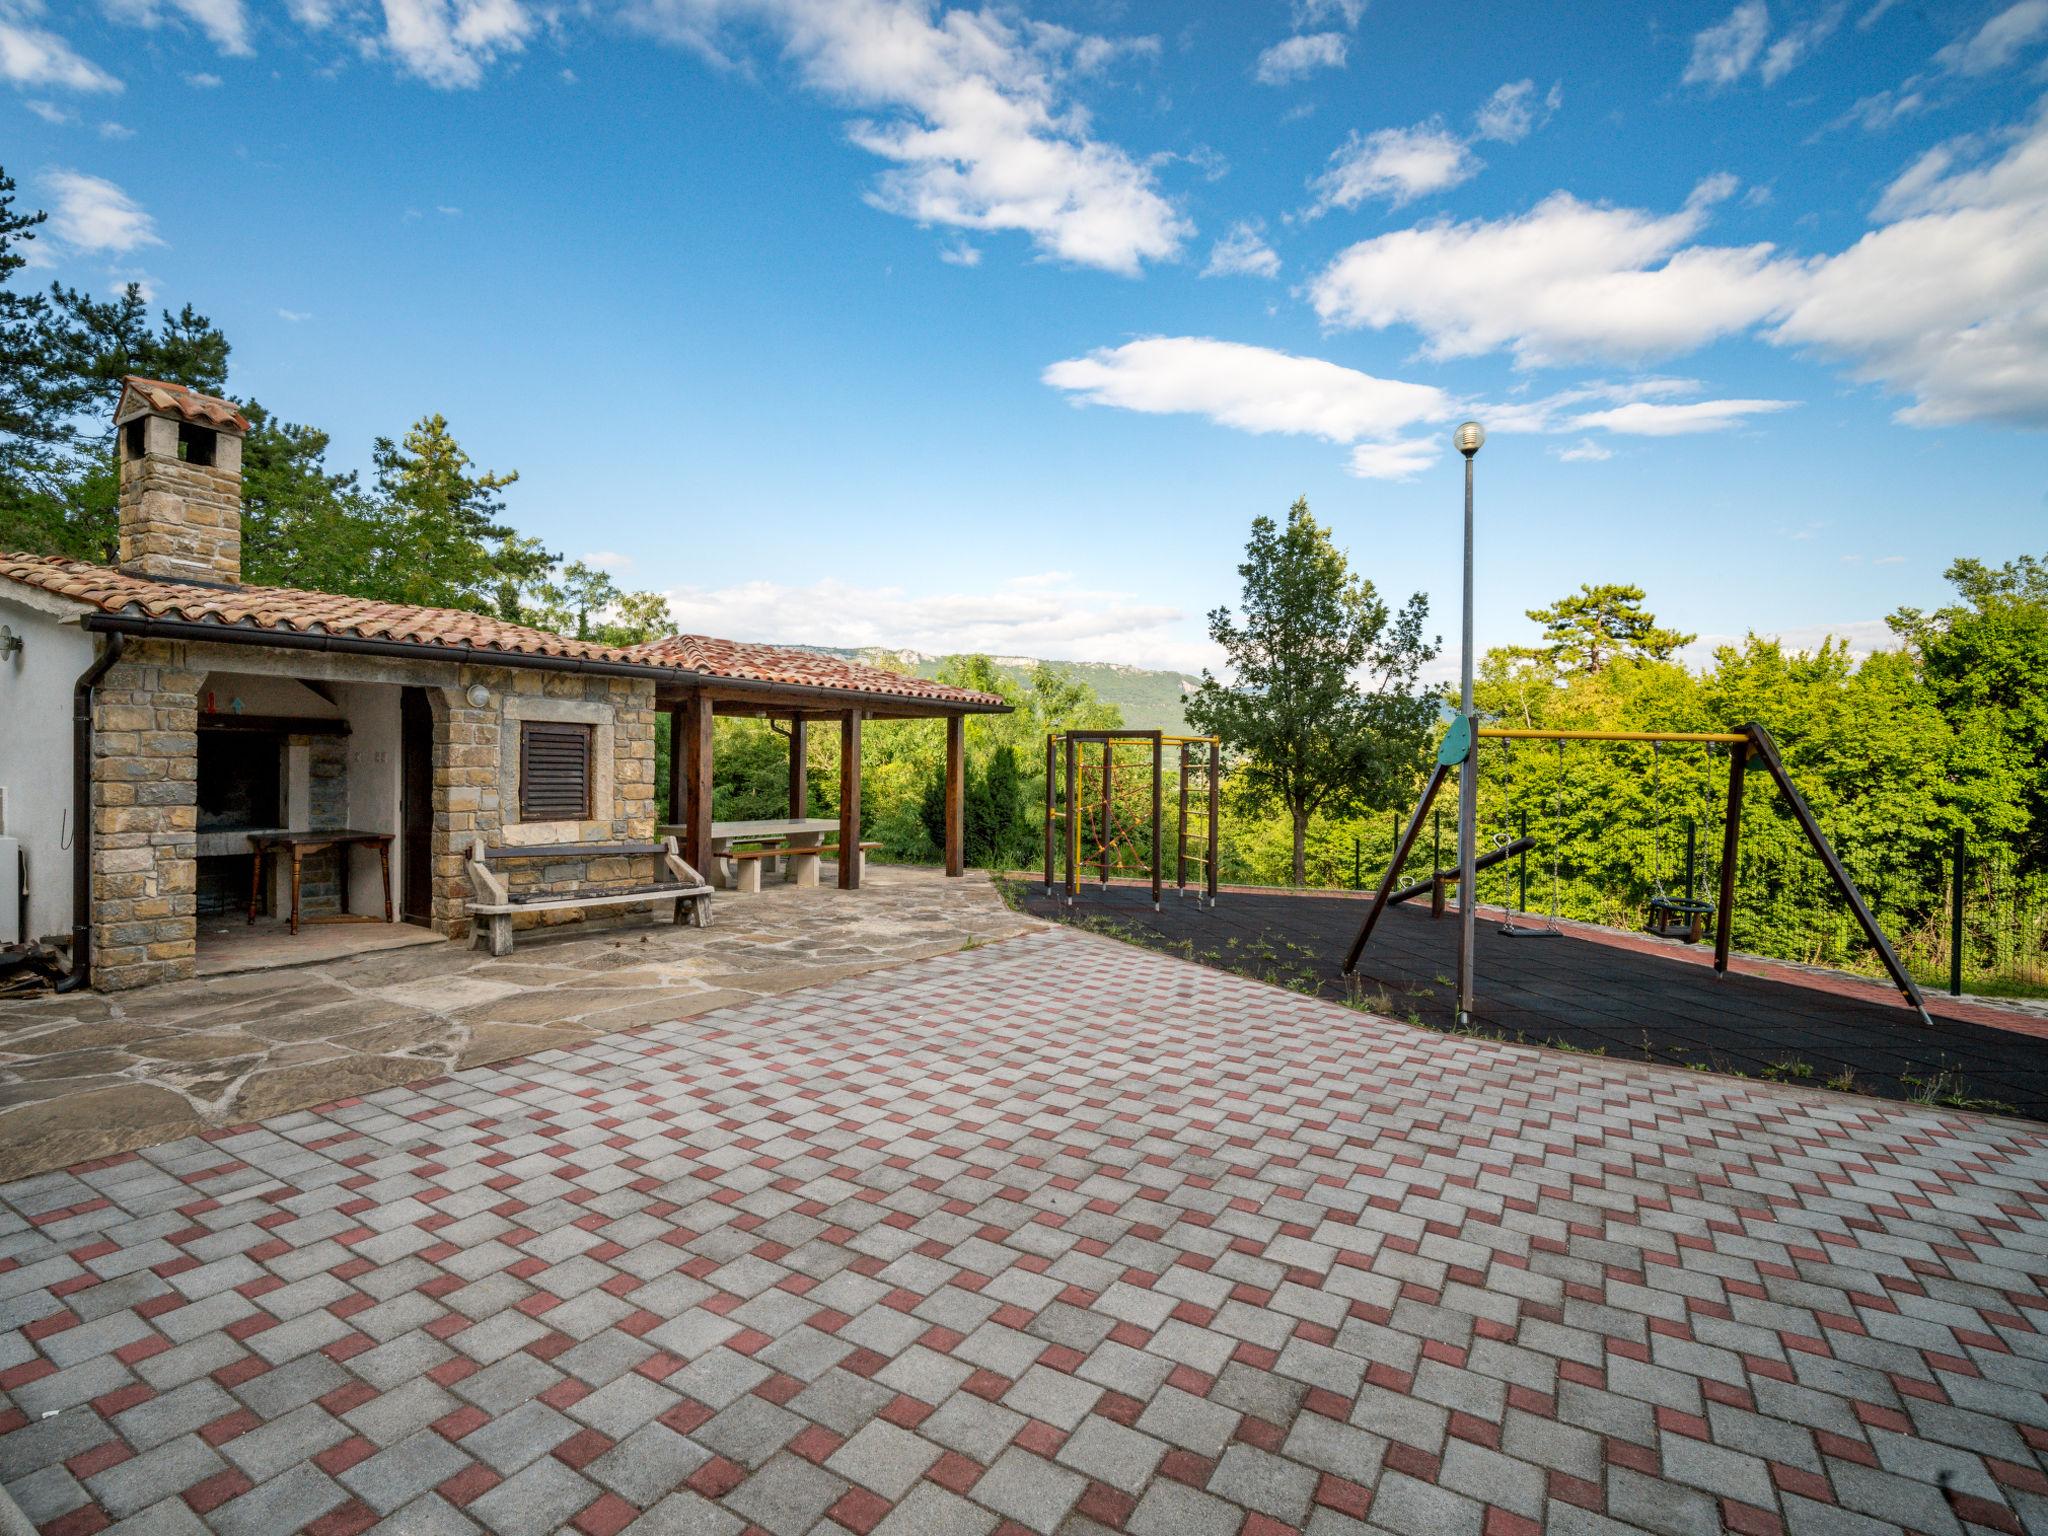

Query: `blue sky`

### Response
(6, 0, 2047, 675)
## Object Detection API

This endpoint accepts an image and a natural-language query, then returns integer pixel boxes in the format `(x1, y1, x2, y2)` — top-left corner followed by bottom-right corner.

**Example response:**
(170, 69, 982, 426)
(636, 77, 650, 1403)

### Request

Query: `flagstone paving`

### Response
(1, 925, 2045, 1535)
(0, 867, 1036, 1181)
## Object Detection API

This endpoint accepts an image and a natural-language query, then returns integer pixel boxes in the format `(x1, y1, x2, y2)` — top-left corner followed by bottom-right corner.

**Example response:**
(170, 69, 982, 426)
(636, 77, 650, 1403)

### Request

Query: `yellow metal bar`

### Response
(1477, 729, 1750, 744)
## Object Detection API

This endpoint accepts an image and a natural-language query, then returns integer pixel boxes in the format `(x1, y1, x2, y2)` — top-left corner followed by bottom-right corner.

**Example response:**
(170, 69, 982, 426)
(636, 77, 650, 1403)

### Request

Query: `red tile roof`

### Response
(0, 554, 645, 663)
(117, 376, 249, 434)
(0, 555, 1008, 709)
(630, 634, 1006, 708)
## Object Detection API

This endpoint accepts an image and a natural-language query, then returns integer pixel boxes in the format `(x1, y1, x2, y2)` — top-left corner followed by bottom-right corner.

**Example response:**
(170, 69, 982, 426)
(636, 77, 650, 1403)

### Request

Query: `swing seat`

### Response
(1647, 894, 1716, 943)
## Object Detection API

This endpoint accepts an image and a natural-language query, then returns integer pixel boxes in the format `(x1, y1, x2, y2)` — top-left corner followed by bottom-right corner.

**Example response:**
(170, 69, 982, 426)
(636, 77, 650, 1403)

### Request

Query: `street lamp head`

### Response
(1454, 420, 1486, 458)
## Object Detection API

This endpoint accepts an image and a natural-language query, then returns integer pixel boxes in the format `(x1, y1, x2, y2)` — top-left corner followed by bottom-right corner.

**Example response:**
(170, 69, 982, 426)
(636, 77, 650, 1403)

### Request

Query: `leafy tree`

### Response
(368, 413, 550, 614)
(1521, 583, 1695, 675)
(237, 402, 379, 591)
(1891, 551, 2048, 868)
(1186, 498, 1438, 886)
(918, 743, 1035, 869)
(0, 166, 62, 552)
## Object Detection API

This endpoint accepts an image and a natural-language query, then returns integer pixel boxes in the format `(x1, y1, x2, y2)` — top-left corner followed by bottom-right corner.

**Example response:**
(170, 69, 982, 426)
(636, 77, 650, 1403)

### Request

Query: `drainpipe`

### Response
(55, 631, 125, 993)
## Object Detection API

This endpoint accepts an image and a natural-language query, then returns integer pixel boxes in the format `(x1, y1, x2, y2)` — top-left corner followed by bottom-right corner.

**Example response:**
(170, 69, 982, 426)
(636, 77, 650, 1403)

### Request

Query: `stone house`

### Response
(0, 378, 1005, 990)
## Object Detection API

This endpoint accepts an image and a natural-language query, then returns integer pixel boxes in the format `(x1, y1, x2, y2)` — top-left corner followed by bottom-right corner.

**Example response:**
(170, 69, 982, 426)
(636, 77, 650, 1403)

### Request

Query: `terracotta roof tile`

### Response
(629, 634, 1005, 708)
(0, 555, 1009, 709)
(0, 554, 639, 663)
(117, 376, 249, 433)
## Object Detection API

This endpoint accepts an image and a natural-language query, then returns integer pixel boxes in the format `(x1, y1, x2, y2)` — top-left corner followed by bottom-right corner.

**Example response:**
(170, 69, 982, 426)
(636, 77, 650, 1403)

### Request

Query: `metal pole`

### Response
(1951, 827, 1965, 998)
(1518, 809, 1528, 913)
(1456, 444, 1478, 1025)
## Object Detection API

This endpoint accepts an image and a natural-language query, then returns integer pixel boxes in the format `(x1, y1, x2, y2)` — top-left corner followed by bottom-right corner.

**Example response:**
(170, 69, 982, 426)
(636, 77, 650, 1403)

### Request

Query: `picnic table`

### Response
(659, 818, 844, 891)
(247, 828, 394, 936)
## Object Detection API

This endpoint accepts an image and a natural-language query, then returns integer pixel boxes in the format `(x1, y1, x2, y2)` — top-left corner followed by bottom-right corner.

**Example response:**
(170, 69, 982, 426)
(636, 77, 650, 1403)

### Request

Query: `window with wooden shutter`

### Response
(519, 721, 593, 821)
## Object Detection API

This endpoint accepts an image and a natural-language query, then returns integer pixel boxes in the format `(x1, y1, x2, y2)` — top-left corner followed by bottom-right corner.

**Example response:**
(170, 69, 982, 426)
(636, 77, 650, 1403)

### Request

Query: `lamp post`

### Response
(1453, 420, 1485, 1026)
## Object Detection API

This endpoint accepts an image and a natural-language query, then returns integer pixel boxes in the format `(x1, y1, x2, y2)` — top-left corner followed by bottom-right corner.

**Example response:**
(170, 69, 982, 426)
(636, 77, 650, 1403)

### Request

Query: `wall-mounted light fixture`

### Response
(0, 624, 21, 660)
(465, 683, 491, 709)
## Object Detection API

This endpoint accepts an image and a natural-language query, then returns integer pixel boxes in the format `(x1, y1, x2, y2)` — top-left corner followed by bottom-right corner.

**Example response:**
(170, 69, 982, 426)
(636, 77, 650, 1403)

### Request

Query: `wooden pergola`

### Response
(657, 679, 1010, 889)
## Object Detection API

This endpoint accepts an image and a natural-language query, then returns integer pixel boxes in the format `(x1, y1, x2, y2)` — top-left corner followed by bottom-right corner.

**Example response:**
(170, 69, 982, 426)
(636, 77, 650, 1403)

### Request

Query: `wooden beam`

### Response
(1099, 739, 1113, 884)
(788, 718, 807, 819)
(1064, 733, 1078, 897)
(1206, 738, 1220, 906)
(667, 704, 685, 828)
(1343, 762, 1451, 973)
(679, 694, 712, 878)
(1713, 743, 1748, 976)
(1150, 732, 1163, 910)
(1043, 735, 1056, 892)
(944, 715, 965, 878)
(839, 710, 863, 890)
(1741, 722, 1930, 1020)
(1176, 742, 1189, 893)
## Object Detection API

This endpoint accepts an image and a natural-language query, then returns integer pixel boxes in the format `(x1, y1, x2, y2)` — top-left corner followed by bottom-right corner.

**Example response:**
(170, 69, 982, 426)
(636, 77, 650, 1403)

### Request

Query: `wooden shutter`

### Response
(520, 722, 593, 821)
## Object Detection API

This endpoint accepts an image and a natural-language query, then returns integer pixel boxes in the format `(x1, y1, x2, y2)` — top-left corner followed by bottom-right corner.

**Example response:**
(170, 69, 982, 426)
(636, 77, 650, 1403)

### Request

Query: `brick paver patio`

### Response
(1, 926, 2045, 1535)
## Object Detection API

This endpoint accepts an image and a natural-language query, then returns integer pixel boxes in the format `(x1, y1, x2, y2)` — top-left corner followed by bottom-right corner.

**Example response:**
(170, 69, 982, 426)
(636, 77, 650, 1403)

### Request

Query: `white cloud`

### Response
(1679, 618, 1901, 670)
(580, 550, 632, 570)
(1309, 121, 1479, 213)
(101, 0, 251, 56)
(1308, 175, 1801, 365)
(1292, 0, 1366, 26)
(24, 97, 69, 121)
(376, 0, 534, 89)
(1684, 1, 1769, 88)
(1201, 220, 1279, 278)
(1473, 78, 1561, 143)
(1253, 31, 1346, 85)
(43, 169, 160, 254)
(98, 118, 133, 137)
(1569, 398, 1796, 434)
(937, 238, 981, 265)
(184, 71, 221, 86)
(622, 0, 1188, 276)
(1760, 2, 1845, 82)
(1552, 438, 1613, 461)
(661, 572, 1214, 673)
(1936, 0, 2048, 74)
(0, 21, 121, 92)
(1043, 336, 1452, 447)
(1345, 439, 1440, 480)
(276, 307, 311, 321)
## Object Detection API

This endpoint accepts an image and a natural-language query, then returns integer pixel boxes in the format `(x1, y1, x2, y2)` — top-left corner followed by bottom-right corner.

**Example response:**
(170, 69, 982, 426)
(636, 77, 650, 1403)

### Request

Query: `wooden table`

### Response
(660, 819, 840, 889)
(248, 829, 395, 935)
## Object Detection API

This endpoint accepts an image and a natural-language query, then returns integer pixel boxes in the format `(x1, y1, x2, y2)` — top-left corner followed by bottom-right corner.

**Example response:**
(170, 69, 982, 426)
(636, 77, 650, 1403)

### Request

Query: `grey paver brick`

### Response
(720, 1450, 849, 1536)
(1054, 1414, 1168, 1492)
(1207, 1443, 1319, 1526)
(970, 1445, 1087, 1535)
(826, 1418, 944, 1500)
(463, 1454, 599, 1536)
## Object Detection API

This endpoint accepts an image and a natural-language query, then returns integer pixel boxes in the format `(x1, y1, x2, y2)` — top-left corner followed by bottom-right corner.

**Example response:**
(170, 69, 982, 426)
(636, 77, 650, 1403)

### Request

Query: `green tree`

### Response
(1186, 498, 1438, 886)
(237, 402, 378, 592)
(1891, 551, 2048, 868)
(368, 413, 549, 613)
(1521, 583, 1695, 675)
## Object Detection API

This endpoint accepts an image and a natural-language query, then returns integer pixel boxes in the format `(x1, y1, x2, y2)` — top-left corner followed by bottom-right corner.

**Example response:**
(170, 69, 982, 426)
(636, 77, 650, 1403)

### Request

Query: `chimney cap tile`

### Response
(115, 375, 249, 434)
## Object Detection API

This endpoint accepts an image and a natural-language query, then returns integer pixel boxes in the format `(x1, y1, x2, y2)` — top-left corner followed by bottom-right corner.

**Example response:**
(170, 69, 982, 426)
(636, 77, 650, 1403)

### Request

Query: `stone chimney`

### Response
(113, 376, 248, 586)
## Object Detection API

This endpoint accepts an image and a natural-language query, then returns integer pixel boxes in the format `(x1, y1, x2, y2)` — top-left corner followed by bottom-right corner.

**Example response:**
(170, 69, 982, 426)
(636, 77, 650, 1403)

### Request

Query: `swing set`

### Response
(1043, 731, 1221, 911)
(1343, 720, 1933, 1024)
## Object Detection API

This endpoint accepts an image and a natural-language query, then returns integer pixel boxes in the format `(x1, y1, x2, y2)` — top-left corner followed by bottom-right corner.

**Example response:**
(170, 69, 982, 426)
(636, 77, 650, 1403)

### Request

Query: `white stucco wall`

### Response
(335, 682, 403, 917)
(0, 594, 93, 942)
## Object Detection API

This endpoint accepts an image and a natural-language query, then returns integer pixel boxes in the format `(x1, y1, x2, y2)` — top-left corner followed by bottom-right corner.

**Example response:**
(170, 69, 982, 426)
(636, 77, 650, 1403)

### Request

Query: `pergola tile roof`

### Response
(630, 633, 1005, 707)
(0, 555, 1008, 708)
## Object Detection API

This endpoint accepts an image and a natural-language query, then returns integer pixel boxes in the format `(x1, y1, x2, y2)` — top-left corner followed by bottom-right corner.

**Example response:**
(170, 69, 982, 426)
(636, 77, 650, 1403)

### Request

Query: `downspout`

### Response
(55, 631, 125, 993)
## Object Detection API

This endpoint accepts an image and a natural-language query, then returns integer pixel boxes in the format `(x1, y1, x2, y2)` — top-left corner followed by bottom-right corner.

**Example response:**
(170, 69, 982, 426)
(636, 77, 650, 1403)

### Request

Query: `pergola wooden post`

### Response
(678, 693, 712, 878)
(1043, 735, 1057, 893)
(787, 718, 807, 818)
(667, 705, 685, 827)
(944, 715, 965, 877)
(838, 710, 863, 890)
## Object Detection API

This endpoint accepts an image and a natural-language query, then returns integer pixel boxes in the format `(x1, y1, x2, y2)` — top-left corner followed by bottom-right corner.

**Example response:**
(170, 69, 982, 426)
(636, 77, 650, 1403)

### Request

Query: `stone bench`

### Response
(725, 841, 881, 892)
(464, 836, 712, 956)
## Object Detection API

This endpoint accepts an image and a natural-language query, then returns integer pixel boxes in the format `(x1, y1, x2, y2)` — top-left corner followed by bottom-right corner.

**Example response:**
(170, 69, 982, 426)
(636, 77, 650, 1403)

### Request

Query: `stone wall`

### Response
(430, 667, 659, 940)
(295, 733, 349, 914)
(117, 415, 243, 585)
(90, 643, 200, 990)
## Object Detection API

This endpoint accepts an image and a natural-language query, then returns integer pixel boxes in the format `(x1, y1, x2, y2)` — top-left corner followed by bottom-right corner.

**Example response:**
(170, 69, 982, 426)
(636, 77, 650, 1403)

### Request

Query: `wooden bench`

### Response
(725, 841, 882, 892)
(464, 837, 712, 956)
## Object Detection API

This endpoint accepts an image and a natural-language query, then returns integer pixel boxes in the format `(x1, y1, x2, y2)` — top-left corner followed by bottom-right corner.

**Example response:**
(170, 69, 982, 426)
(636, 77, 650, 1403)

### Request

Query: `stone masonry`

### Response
(431, 666, 660, 940)
(89, 641, 201, 991)
(115, 411, 243, 586)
